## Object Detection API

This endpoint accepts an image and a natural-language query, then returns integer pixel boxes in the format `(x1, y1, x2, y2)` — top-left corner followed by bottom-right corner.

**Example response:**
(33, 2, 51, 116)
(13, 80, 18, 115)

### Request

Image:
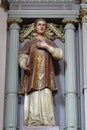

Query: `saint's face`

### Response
(35, 20, 47, 35)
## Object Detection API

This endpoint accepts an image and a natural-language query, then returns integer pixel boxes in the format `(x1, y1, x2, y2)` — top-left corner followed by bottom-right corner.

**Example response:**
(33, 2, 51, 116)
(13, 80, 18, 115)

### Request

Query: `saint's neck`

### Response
(36, 34, 45, 39)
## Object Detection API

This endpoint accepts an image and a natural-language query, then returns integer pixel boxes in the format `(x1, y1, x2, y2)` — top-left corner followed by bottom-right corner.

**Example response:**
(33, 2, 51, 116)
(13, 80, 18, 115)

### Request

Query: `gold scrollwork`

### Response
(82, 15, 87, 22)
(19, 23, 64, 42)
(80, 9, 87, 22)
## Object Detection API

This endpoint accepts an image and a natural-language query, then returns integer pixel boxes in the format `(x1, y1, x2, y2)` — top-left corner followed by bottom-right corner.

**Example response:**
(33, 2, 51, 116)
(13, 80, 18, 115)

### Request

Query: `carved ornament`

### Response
(80, 10, 87, 22)
(20, 23, 64, 42)
(82, 15, 87, 22)
(84, 0, 87, 4)
(62, 18, 78, 25)
(7, 18, 22, 25)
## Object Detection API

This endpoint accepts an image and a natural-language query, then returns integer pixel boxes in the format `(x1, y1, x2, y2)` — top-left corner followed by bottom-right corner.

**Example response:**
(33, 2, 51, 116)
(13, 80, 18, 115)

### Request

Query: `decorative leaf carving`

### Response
(20, 23, 64, 42)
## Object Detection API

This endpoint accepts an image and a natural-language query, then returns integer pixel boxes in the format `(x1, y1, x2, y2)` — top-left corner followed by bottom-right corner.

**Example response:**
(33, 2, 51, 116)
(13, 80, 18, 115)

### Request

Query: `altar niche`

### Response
(18, 18, 65, 130)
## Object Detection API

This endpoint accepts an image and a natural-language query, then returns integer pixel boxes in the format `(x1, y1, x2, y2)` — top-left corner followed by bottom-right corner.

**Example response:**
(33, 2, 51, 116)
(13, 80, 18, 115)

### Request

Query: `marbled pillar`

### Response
(82, 13, 87, 130)
(5, 19, 22, 130)
(0, 7, 7, 130)
(63, 19, 78, 130)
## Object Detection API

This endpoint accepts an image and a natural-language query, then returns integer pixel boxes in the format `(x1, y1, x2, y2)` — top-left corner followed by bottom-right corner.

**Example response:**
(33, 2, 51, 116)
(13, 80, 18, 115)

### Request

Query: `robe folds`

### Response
(19, 38, 60, 95)
(18, 37, 63, 126)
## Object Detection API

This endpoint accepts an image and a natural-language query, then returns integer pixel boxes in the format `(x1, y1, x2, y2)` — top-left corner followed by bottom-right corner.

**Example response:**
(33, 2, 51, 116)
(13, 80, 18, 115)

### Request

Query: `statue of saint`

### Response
(18, 18, 63, 126)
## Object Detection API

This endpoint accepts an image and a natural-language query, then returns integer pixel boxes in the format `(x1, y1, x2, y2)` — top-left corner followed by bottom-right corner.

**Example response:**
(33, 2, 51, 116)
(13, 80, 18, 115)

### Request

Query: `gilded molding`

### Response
(84, 0, 87, 4)
(82, 15, 87, 22)
(62, 18, 78, 25)
(80, 10, 87, 22)
(20, 23, 64, 42)
(7, 18, 22, 25)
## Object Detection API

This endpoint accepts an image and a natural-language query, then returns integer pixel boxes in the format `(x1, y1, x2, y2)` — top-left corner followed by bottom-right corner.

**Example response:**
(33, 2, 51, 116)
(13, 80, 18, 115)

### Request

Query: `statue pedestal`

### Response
(22, 126, 59, 130)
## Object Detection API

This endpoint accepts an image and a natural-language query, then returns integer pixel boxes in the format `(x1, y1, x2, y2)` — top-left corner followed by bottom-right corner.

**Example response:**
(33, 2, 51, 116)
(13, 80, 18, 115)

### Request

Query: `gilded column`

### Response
(63, 19, 78, 130)
(81, 10, 87, 130)
(5, 18, 22, 130)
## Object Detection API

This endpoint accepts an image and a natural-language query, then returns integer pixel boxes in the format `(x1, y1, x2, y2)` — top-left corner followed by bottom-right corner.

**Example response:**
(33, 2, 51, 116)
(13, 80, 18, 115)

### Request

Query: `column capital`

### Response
(62, 18, 78, 25)
(84, 0, 87, 4)
(7, 18, 22, 26)
(80, 9, 87, 22)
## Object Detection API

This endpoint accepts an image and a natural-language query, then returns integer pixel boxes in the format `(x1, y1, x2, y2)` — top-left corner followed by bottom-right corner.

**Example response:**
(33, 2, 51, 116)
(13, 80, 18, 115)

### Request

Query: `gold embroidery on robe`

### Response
(32, 49, 45, 90)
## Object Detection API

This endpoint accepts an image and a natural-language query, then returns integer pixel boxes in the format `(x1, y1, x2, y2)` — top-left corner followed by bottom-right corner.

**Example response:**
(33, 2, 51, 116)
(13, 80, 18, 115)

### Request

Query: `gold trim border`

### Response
(7, 18, 22, 25)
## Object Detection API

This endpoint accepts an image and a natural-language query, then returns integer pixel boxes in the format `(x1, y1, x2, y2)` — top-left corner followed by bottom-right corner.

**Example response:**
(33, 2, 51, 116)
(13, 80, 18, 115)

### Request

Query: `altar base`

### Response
(22, 126, 59, 130)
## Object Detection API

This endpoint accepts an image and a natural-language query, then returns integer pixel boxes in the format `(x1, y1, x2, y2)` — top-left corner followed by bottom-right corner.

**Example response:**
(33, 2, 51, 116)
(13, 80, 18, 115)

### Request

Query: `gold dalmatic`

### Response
(32, 49, 45, 90)
(18, 37, 63, 126)
(24, 48, 55, 126)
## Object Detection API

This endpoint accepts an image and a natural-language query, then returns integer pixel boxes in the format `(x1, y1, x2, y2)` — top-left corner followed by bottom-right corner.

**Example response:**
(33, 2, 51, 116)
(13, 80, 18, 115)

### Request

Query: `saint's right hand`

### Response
(21, 66, 30, 72)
